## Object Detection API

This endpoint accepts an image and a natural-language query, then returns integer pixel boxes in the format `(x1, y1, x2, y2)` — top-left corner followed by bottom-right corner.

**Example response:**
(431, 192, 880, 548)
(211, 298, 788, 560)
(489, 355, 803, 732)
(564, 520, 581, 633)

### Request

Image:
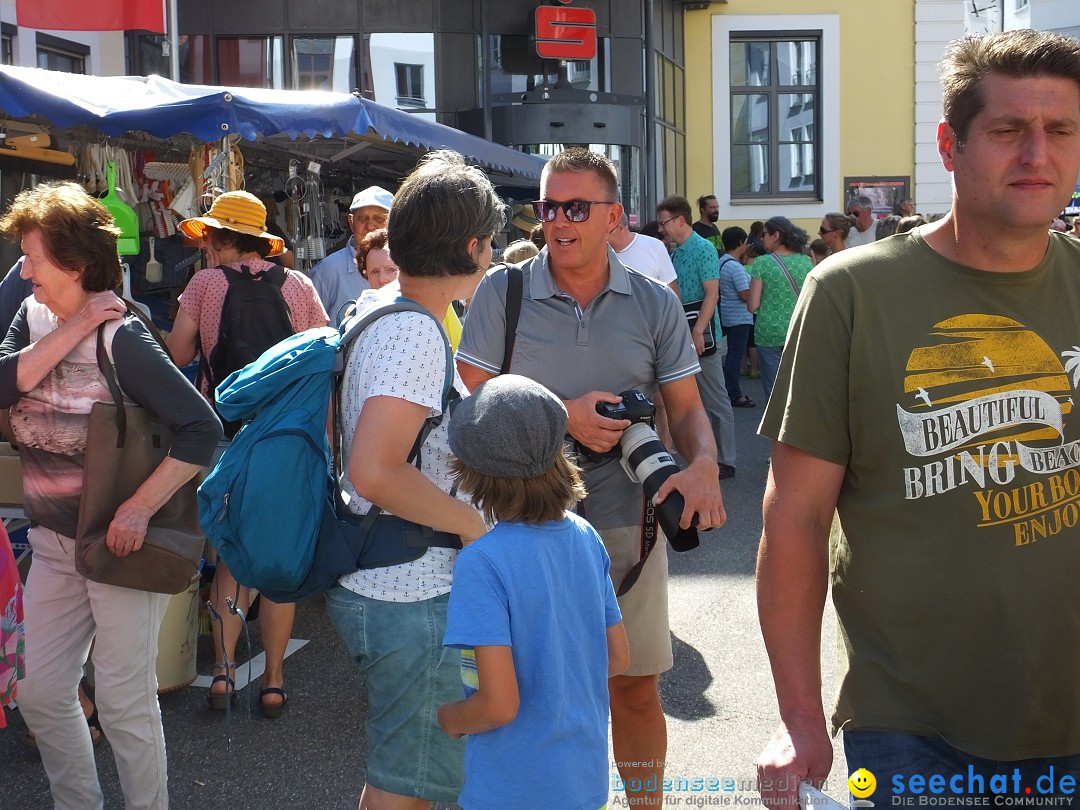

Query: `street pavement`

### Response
(1, 374, 850, 810)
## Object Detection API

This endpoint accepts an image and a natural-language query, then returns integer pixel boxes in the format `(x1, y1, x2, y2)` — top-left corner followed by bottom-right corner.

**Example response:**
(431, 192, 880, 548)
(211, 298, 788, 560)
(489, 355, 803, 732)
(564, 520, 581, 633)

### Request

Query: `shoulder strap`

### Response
(331, 300, 457, 519)
(94, 300, 167, 447)
(769, 253, 802, 297)
(337, 299, 454, 405)
(500, 262, 523, 375)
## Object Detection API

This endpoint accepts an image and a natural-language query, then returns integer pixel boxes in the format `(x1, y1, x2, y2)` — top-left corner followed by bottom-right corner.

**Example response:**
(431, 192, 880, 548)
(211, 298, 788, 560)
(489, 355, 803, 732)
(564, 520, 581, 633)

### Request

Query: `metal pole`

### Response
(169, 0, 180, 81)
(643, 0, 658, 216)
(480, 0, 492, 141)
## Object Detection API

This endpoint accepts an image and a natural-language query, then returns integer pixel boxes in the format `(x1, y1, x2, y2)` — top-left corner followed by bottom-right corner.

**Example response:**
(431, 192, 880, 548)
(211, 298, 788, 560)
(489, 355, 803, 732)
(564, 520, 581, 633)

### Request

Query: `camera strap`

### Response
(616, 496, 658, 597)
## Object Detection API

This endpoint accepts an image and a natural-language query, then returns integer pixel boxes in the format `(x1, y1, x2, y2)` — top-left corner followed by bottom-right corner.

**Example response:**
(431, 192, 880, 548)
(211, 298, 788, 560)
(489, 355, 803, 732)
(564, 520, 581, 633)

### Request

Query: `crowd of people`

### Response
(2, 25, 1080, 810)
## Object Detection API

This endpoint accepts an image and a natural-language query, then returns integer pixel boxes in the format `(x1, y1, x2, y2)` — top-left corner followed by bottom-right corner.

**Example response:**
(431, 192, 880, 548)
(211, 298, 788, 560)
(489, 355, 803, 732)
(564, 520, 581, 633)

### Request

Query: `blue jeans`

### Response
(325, 586, 464, 803)
(756, 344, 784, 403)
(722, 323, 752, 400)
(844, 730, 1080, 802)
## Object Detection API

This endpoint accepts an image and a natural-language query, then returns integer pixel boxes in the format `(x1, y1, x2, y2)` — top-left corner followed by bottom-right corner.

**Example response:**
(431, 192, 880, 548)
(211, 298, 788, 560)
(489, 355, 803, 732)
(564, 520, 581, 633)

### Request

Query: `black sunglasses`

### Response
(819, 226, 838, 235)
(533, 199, 614, 223)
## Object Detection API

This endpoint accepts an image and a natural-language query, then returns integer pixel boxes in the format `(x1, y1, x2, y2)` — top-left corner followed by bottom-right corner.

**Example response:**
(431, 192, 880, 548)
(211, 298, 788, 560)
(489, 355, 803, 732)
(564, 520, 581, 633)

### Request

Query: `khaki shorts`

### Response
(600, 525, 672, 676)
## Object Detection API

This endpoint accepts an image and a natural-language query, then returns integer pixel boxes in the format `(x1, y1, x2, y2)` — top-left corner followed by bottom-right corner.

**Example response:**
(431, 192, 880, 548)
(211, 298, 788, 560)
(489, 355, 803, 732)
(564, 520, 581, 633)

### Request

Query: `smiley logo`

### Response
(848, 769, 877, 799)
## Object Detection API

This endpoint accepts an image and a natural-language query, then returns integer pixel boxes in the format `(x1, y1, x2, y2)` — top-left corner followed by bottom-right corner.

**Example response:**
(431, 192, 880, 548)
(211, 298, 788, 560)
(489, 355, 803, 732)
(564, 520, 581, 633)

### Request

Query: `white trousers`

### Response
(19, 526, 169, 810)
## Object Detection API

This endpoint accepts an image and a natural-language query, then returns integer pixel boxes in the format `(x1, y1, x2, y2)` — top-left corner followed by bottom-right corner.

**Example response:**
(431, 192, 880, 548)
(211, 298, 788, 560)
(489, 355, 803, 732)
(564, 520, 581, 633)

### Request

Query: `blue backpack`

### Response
(198, 299, 460, 601)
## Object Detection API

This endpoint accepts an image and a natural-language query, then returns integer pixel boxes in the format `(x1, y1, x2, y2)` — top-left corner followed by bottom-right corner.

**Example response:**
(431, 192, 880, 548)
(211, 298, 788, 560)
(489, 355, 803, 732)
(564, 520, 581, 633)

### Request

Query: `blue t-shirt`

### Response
(443, 513, 622, 810)
(718, 254, 754, 328)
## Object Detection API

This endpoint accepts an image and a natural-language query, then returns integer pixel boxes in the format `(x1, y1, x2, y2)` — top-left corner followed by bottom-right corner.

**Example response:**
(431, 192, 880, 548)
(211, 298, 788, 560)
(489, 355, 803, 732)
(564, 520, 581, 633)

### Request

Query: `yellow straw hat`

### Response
(178, 191, 285, 257)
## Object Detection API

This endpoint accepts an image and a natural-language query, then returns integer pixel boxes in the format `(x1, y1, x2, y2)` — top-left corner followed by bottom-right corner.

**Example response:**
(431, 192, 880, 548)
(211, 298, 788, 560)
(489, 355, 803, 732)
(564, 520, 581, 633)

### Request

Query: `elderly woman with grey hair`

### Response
(326, 149, 499, 809)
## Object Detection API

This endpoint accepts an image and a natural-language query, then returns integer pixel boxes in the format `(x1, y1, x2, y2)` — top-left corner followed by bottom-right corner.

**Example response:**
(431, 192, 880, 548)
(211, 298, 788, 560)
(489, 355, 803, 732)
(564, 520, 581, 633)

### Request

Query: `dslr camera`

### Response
(582, 390, 699, 551)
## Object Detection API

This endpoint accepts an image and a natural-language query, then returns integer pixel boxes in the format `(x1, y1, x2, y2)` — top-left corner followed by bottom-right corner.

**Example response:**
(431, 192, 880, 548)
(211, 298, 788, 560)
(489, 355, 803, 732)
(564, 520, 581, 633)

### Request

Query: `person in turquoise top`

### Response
(747, 216, 811, 400)
(657, 195, 738, 478)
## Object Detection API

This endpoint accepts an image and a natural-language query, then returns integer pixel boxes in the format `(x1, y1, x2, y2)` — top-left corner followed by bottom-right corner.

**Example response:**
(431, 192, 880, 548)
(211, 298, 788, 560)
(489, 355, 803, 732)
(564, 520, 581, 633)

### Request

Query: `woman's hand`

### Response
(103, 458, 204, 557)
(106, 496, 154, 557)
(73, 291, 126, 335)
(14, 291, 128, 395)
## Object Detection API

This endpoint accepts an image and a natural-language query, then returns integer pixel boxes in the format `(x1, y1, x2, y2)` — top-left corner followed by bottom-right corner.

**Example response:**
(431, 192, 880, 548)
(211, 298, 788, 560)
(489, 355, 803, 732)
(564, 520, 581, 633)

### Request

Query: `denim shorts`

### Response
(325, 586, 464, 803)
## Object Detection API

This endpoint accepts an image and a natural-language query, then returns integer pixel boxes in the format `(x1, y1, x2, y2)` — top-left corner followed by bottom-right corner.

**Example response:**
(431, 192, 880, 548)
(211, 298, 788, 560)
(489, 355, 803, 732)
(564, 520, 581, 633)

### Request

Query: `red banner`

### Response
(16, 0, 165, 33)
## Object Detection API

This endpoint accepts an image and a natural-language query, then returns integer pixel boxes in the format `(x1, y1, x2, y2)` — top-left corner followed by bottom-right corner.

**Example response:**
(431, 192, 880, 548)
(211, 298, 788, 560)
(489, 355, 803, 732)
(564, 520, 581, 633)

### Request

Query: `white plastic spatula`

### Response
(121, 263, 153, 321)
(145, 237, 163, 283)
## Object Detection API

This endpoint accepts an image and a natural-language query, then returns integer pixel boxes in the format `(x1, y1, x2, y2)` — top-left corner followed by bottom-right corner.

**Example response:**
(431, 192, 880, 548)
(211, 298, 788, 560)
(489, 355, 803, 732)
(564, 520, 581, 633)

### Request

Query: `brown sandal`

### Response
(206, 663, 237, 711)
(258, 687, 288, 719)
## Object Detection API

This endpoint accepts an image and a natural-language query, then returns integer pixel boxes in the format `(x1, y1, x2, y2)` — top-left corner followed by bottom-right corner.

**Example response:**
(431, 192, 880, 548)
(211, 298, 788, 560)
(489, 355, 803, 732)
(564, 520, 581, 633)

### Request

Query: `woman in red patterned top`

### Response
(167, 191, 327, 719)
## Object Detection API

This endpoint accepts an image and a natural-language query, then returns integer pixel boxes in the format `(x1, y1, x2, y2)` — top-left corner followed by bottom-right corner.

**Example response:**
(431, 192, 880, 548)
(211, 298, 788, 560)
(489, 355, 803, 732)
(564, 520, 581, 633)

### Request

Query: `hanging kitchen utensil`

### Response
(103, 162, 140, 255)
(145, 237, 163, 284)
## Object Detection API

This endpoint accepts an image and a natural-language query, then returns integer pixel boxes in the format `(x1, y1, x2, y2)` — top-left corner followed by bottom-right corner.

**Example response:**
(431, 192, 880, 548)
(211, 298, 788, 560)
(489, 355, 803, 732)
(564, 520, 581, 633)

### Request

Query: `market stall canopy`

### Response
(0, 65, 546, 184)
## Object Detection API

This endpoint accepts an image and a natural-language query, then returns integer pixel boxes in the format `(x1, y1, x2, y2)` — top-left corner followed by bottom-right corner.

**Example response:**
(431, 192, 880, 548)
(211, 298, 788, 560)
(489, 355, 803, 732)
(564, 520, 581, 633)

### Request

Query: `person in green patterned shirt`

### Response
(746, 216, 811, 400)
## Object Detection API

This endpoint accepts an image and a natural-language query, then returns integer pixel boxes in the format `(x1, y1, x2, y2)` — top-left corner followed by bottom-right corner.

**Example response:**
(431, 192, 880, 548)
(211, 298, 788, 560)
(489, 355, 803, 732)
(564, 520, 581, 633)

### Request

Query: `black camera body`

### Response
(580, 390, 700, 552)
(596, 390, 655, 426)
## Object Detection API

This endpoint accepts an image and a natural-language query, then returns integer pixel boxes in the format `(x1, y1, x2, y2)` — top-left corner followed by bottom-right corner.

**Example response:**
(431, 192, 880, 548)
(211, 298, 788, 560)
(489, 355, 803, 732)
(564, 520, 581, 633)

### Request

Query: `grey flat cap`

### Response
(449, 374, 568, 479)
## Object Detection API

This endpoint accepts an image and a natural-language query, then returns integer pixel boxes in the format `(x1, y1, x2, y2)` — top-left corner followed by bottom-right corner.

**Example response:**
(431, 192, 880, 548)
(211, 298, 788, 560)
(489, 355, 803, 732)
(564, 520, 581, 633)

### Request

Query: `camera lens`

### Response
(618, 424, 699, 551)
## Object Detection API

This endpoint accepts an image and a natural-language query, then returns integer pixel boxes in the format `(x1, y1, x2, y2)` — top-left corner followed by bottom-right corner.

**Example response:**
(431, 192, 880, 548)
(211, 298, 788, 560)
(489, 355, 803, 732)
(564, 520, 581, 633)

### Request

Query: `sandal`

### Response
(206, 663, 236, 711)
(731, 395, 756, 408)
(258, 687, 288, 719)
(79, 678, 104, 746)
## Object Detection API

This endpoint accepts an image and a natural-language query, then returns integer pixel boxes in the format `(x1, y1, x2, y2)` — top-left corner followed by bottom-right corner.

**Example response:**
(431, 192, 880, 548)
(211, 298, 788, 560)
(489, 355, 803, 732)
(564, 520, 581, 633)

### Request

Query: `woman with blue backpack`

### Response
(166, 191, 328, 718)
(326, 150, 499, 809)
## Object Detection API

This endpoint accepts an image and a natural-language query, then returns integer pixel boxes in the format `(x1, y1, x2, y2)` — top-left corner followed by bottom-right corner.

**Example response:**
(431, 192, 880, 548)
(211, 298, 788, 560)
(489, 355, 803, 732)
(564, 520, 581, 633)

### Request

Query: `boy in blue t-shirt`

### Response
(438, 374, 629, 810)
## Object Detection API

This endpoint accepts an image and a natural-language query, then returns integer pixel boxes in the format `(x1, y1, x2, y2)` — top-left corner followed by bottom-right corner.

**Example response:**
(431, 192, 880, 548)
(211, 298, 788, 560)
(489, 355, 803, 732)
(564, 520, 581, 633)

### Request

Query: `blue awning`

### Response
(0, 65, 546, 181)
(356, 97, 546, 180)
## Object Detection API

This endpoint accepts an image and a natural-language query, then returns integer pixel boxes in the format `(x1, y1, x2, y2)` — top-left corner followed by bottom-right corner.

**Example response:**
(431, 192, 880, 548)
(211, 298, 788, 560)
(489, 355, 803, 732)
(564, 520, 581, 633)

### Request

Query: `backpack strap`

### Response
(331, 299, 457, 523)
(500, 263, 523, 375)
(237, 263, 288, 288)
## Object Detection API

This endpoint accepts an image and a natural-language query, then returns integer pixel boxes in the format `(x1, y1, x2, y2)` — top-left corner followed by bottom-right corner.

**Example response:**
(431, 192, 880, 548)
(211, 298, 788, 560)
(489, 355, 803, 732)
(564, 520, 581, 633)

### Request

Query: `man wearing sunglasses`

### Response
(458, 147, 725, 808)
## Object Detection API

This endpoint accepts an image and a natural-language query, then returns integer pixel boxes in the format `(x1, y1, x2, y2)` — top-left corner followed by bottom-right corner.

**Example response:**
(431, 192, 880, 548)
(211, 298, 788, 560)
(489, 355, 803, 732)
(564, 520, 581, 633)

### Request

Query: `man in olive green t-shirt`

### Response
(755, 30, 1080, 808)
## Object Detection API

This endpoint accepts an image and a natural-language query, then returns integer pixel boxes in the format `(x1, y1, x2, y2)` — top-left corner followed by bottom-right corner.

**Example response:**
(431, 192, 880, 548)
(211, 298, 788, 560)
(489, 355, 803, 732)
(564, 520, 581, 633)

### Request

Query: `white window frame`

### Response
(712, 14, 840, 221)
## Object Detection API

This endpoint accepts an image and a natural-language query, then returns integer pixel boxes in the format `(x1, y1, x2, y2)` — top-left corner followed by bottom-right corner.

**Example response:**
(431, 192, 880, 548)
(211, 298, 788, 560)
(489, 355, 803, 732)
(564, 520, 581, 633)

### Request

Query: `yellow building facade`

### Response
(681, 1, 916, 236)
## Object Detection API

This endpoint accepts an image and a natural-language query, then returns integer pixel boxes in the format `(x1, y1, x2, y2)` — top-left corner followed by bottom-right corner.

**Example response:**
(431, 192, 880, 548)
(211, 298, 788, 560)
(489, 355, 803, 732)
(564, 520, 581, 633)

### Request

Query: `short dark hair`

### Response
(721, 226, 747, 252)
(875, 215, 901, 240)
(896, 215, 927, 234)
(388, 150, 505, 278)
(208, 227, 275, 259)
(354, 227, 389, 277)
(764, 216, 809, 252)
(942, 30, 1080, 147)
(808, 238, 831, 260)
(656, 195, 693, 226)
(697, 194, 717, 212)
(544, 147, 619, 200)
(451, 451, 587, 524)
(0, 181, 122, 293)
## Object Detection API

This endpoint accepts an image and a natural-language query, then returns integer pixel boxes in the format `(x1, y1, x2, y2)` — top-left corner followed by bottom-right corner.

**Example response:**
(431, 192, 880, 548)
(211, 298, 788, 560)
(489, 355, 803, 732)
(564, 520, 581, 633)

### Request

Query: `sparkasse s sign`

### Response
(533, 0, 598, 61)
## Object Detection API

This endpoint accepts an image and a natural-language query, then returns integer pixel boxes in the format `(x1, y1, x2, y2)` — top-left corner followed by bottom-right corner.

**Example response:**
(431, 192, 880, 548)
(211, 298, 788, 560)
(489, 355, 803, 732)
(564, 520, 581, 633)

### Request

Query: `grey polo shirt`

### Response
(458, 247, 700, 529)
